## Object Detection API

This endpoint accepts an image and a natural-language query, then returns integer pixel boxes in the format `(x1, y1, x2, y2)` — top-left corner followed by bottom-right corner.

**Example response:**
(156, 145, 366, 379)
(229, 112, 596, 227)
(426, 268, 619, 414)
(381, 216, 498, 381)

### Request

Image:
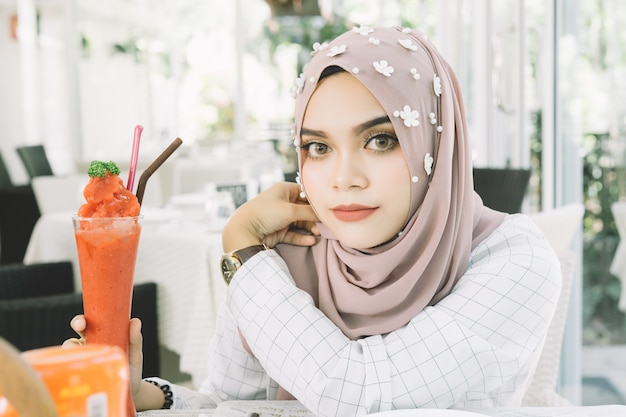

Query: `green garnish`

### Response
(87, 160, 121, 178)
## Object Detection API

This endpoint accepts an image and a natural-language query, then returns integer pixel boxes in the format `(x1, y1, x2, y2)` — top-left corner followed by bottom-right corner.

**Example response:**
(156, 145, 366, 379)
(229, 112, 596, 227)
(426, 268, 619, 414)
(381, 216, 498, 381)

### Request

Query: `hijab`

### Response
(276, 26, 506, 340)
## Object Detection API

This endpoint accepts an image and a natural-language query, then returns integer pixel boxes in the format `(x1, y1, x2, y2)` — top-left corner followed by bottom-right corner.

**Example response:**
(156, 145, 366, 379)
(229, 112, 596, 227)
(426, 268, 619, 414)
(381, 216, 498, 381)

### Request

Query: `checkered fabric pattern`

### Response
(165, 214, 561, 417)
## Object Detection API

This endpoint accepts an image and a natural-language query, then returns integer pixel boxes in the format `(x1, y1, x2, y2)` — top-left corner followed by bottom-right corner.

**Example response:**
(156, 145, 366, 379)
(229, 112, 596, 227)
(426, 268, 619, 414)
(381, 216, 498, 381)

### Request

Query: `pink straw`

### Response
(126, 124, 143, 191)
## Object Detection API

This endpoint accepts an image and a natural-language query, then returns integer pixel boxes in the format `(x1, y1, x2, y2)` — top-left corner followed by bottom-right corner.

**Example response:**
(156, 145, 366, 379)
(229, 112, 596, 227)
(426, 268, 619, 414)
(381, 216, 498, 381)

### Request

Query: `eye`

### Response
(301, 141, 332, 159)
(365, 133, 399, 153)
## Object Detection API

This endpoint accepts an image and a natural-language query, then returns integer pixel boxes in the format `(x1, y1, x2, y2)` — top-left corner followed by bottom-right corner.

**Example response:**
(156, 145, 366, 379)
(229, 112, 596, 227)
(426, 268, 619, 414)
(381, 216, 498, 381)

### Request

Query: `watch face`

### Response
(221, 256, 238, 284)
(220, 246, 264, 285)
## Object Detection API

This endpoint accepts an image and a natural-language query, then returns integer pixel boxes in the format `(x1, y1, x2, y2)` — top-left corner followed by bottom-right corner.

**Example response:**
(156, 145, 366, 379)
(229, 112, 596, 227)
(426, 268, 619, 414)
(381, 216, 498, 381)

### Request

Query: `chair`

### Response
(0, 337, 58, 417)
(523, 203, 585, 406)
(31, 174, 85, 215)
(0, 261, 160, 377)
(473, 167, 531, 213)
(0, 261, 74, 300)
(0, 151, 14, 188)
(16, 144, 54, 179)
(0, 185, 40, 264)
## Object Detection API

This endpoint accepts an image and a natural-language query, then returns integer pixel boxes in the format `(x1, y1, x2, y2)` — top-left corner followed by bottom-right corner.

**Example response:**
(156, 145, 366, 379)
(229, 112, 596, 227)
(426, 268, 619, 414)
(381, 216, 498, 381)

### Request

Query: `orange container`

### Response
(0, 344, 129, 417)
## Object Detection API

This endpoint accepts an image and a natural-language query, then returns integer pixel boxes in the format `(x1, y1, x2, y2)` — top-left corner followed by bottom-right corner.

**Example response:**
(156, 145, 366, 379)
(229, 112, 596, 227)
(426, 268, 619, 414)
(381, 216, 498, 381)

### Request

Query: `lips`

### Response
(331, 204, 377, 222)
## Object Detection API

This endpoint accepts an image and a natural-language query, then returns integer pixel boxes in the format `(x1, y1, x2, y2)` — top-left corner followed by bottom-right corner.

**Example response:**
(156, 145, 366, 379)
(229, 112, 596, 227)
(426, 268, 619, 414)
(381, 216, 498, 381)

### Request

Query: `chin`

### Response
(325, 220, 398, 249)
(334, 234, 386, 250)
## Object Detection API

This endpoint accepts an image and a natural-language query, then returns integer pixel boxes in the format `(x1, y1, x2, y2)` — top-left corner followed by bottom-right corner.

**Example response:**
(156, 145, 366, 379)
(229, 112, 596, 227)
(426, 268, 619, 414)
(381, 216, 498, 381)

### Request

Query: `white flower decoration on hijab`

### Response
(373, 60, 394, 77)
(311, 41, 329, 56)
(398, 38, 418, 51)
(327, 45, 346, 57)
(290, 74, 305, 98)
(424, 153, 434, 175)
(393, 105, 420, 127)
(433, 75, 442, 97)
(353, 26, 374, 36)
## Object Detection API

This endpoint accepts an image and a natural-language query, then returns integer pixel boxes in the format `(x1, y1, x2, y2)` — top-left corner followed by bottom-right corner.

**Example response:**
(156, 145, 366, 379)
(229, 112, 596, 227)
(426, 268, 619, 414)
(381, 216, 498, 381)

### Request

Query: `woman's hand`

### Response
(222, 182, 320, 252)
(63, 315, 145, 404)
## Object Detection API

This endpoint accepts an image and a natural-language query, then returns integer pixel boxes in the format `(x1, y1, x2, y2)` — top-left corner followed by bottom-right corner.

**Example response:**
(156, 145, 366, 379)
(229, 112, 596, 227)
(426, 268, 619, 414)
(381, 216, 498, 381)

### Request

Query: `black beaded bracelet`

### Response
(145, 380, 174, 409)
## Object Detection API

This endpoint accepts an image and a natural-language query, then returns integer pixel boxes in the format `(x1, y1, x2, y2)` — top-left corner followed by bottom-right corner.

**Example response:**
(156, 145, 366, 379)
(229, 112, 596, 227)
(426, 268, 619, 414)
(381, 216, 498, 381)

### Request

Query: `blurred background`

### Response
(1, 0, 626, 407)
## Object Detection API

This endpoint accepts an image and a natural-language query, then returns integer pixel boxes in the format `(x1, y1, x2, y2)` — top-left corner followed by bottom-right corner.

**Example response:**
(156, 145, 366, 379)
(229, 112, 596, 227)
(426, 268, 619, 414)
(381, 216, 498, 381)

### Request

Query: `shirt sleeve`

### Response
(225, 214, 562, 417)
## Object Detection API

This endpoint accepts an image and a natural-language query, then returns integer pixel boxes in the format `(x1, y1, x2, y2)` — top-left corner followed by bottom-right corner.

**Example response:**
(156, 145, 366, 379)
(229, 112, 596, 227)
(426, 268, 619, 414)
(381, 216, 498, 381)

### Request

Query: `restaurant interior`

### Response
(1, 0, 626, 414)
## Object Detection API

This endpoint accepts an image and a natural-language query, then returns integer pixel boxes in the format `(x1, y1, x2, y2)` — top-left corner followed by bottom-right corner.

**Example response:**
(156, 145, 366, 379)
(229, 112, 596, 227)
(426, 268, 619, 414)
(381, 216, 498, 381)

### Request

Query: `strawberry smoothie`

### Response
(73, 161, 141, 417)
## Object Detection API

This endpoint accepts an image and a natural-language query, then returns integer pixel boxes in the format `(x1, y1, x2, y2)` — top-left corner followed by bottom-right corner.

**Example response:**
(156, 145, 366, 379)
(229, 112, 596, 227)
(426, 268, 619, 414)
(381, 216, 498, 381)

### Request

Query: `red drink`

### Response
(73, 215, 142, 417)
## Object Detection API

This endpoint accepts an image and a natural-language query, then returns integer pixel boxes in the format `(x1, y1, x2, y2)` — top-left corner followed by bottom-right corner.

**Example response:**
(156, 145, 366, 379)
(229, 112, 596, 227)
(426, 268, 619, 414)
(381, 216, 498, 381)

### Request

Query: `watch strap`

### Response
(233, 245, 267, 264)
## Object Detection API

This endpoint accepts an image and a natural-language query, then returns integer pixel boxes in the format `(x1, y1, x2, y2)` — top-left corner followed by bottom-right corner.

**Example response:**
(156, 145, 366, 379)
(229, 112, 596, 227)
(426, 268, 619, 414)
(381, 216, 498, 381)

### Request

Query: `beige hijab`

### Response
(276, 26, 506, 340)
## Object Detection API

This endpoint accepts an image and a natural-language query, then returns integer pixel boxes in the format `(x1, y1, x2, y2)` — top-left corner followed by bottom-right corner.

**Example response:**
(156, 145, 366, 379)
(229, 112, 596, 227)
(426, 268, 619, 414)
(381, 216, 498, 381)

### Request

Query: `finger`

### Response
(288, 203, 319, 223)
(280, 182, 311, 205)
(70, 314, 86, 330)
(128, 318, 144, 371)
(70, 315, 86, 337)
(62, 337, 85, 347)
(281, 230, 318, 247)
(290, 220, 320, 235)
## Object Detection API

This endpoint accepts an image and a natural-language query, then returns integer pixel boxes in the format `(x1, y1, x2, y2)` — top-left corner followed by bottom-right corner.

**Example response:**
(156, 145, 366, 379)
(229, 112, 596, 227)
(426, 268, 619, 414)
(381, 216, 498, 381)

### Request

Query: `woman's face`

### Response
(300, 72, 412, 249)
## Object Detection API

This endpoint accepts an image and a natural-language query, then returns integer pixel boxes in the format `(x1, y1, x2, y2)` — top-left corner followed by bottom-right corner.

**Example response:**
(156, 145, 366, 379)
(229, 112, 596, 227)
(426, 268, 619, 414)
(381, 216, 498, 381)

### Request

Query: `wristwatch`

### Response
(220, 245, 267, 285)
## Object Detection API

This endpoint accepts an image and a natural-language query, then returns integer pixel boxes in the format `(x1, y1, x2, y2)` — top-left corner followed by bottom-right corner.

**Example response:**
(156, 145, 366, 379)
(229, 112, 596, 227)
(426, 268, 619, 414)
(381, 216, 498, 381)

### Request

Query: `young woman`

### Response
(67, 26, 561, 416)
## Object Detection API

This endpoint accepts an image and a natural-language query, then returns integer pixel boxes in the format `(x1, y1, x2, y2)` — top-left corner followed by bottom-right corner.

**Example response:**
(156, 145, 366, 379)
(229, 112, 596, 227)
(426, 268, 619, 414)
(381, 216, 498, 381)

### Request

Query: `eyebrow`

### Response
(355, 115, 392, 134)
(301, 115, 392, 138)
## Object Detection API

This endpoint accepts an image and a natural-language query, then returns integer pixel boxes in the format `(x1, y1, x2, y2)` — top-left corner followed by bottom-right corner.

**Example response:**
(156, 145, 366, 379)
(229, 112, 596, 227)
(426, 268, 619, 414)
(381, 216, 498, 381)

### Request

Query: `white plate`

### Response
(367, 409, 487, 417)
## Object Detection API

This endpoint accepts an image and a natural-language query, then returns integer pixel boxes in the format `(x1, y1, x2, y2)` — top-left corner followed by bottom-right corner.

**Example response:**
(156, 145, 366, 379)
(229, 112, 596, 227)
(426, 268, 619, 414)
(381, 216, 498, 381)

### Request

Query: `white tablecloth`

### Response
(23, 210, 228, 387)
(135, 404, 626, 417)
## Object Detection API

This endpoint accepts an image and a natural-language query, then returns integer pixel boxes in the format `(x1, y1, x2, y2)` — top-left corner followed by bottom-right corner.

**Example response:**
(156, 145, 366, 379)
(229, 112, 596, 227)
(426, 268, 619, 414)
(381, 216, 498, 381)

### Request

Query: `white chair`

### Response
(528, 203, 585, 254)
(31, 174, 85, 215)
(523, 203, 584, 406)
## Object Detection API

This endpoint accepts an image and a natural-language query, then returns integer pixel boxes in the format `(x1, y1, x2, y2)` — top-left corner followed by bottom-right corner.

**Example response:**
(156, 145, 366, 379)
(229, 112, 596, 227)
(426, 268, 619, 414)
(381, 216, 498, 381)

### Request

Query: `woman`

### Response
(68, 26, 561, 416)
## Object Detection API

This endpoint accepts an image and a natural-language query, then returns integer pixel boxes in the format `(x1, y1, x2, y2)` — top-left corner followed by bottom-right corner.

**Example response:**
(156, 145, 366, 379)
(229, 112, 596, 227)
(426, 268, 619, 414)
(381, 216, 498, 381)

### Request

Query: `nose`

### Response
(332, 153, 368, 190)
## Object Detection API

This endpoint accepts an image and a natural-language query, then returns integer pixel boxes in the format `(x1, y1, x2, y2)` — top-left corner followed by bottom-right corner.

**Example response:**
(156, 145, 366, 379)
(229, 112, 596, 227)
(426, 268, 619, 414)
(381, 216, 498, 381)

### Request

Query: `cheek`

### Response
(390, 166, 413, 219)
(379, 152, 413, 218)
(301, 164, 324, 204)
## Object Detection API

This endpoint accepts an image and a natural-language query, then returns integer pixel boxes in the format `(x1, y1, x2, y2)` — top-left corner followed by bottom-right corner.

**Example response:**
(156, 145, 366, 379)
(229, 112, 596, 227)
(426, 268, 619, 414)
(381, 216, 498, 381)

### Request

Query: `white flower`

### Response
(398, 38, 418, 51)
(353, 26, 374, 36)
(327, 45, 347, 57)
(368, 37, 380, 45)
(290, 74, 305, 98)
(373, 60, 394, 77)
(311, 41, 329, 56)
(393, 105, 420, 127)
(424, 153, 434, 175)
(433, 74, 442, 97)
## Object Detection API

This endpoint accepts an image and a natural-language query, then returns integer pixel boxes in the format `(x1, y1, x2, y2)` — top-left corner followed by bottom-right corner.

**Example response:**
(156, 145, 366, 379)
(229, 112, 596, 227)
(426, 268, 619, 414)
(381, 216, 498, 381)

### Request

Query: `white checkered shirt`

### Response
(163, 214, 562, 416)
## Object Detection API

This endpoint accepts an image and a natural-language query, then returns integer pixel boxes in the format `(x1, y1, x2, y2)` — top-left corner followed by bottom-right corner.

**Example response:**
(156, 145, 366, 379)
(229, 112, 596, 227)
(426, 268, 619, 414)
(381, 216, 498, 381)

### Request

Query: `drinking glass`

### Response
(72, 215, 142, 417)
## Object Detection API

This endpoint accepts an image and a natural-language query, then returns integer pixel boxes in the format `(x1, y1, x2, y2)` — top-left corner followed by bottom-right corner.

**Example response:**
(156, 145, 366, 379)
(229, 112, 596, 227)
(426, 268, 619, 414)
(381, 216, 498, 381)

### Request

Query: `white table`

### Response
(23, 209, 228, 387)
(135, 404, 626, 417)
